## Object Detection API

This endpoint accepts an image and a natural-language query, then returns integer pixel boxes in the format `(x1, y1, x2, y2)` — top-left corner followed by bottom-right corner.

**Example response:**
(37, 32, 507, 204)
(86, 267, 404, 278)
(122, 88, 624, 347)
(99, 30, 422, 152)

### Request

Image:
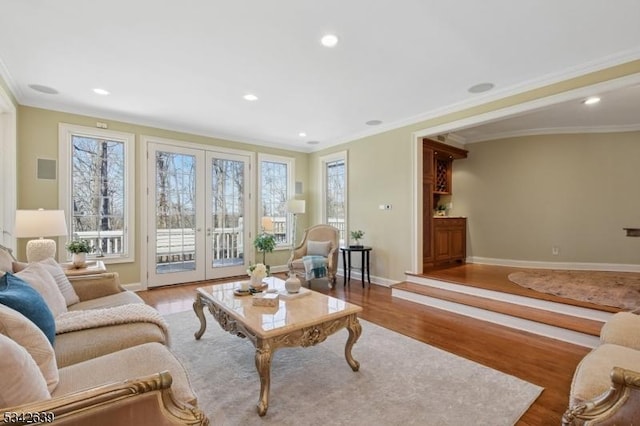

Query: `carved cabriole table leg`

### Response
(255, 340, 274, 416)
(193, 294, 207, 340)
(345, 314, 362, 371)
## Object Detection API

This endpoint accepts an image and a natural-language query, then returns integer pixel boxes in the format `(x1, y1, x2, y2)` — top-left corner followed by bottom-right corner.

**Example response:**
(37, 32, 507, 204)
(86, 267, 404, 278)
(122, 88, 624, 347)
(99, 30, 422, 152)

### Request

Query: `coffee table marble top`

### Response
(195, 276, 362, 339)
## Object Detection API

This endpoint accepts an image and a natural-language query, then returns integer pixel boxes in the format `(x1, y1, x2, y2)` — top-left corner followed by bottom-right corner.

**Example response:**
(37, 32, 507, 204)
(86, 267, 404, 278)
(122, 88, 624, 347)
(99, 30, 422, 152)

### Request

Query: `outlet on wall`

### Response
(552, 246, 560, 256)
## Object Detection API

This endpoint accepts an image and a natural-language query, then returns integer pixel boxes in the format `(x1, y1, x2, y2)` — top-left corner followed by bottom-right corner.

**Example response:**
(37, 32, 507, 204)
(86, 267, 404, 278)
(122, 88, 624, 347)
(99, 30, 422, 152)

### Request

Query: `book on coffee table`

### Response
(275, 287, 311, 299)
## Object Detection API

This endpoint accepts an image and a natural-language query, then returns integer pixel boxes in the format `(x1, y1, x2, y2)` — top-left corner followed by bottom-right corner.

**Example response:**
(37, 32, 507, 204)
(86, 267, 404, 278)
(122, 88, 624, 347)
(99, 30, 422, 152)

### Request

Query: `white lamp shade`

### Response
(15, 209, 68, 238)
(286, 199, 306, 214)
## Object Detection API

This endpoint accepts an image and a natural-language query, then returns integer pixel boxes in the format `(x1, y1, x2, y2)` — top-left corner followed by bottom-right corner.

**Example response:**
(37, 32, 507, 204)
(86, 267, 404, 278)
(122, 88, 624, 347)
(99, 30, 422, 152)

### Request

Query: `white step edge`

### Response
(392, 287, 601, 348)
(405, 276, 613, 323)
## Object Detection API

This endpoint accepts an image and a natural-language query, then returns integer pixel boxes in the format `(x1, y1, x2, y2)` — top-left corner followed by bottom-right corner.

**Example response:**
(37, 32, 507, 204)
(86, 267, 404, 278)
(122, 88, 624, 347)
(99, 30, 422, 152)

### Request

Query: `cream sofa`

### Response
(0, 246, 208, 425)
(563, 312, 640, 425)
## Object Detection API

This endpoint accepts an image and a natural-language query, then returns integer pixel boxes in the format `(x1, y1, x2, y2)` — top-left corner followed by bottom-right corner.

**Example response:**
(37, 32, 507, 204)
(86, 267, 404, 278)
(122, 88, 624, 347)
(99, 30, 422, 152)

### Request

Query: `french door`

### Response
(147, 143, 250, 287)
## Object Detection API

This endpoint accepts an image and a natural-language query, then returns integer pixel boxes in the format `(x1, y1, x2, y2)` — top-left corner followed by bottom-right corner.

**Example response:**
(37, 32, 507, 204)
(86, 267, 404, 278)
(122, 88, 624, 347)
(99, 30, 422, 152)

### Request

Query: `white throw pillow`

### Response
(307, 240, 332, 257)
(0, 304, 59, 392)
(38, 258, 81, 306)
(0, 333, 51, 407)
(16, 263, 68, 318)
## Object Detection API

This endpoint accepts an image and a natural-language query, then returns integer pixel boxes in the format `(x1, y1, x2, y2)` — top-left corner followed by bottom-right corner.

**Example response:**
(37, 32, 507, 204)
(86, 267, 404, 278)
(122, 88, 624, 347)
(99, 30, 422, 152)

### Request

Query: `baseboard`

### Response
(468, 256, 640, 273)
(123, 282, 144, 292)
(336, 271, 399, 288)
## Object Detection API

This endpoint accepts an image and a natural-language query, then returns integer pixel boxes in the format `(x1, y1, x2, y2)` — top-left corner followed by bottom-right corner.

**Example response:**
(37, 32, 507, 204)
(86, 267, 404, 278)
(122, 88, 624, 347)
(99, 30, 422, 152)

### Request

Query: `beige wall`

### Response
(455, 132, 640, 265)
(17, 106, 309, 284)
(308, 128, 416, 281)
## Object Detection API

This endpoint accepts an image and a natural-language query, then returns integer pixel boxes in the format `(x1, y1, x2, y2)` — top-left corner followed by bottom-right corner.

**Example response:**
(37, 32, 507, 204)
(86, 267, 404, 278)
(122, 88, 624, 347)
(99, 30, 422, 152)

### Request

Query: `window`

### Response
(321, 151, 347, 245)
(258, 154, 294, 247)
(58, 124, 135, 263)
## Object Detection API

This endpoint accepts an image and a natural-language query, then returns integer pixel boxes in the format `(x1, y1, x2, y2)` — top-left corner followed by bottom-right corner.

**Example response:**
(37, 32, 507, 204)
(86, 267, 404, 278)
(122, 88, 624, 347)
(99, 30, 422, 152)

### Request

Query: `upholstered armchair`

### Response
(287, 224, 339, 287)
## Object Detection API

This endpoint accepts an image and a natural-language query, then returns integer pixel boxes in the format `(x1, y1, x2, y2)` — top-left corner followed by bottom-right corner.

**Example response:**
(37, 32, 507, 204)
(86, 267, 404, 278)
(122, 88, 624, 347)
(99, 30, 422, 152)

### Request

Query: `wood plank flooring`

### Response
(138, 269, 590, 425)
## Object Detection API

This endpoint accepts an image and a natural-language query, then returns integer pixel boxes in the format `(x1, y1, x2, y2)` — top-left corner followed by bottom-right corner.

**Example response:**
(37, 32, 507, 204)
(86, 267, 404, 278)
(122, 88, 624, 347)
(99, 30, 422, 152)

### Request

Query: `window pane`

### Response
(211, 158, 244, 266)
(155, 151, 196, 273)
(260, 160, 289, 245)
(71, 135, 126, 256)
(326, 159, 345, 244)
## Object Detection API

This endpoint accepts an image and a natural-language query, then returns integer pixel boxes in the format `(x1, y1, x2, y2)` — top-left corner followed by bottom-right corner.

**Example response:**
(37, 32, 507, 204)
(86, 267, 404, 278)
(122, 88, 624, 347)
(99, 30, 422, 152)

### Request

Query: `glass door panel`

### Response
(205, 151, 250, 278)
(148, 143, 204, 287)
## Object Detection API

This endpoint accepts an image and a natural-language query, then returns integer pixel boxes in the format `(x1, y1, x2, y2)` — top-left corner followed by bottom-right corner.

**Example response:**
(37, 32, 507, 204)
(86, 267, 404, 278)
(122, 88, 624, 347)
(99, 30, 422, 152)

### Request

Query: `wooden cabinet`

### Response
(422, 138, 468, 270)
(433, 218, 466, 265)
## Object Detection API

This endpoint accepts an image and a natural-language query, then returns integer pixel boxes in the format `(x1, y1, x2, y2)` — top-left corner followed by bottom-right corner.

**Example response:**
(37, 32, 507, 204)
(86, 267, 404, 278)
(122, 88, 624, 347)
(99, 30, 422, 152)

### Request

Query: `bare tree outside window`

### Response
(260, 160, 289, 244)
(211, 158, 244, 266)
(326, 159, 345, 243)
(71, 135, 125, 255)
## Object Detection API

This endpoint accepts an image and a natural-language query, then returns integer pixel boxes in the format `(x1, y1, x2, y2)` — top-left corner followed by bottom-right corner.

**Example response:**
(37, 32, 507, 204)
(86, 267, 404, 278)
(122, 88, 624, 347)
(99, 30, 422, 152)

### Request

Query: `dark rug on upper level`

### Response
(165, 310, 542, 425)
(508, 270, 640, 310)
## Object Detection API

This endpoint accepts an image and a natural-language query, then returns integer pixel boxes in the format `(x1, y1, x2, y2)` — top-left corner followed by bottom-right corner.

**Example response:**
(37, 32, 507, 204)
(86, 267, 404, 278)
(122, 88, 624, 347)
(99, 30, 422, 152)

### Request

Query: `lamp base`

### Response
(26, 239, 57, 262)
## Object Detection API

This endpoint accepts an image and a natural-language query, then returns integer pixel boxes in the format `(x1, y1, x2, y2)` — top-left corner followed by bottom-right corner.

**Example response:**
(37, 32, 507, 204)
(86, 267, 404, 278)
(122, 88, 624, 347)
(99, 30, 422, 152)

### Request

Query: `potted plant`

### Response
(253, 233, 276, 272)
(66, 239, 94, 267)
(436, 204, 447, 216)
(350, 230, 365, 248)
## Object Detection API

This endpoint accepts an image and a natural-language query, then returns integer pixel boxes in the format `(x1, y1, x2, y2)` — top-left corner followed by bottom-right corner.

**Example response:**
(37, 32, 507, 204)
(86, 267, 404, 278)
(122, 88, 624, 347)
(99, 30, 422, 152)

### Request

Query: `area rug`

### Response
(165, 310, 543, 425)
(508, 270, 640, 310)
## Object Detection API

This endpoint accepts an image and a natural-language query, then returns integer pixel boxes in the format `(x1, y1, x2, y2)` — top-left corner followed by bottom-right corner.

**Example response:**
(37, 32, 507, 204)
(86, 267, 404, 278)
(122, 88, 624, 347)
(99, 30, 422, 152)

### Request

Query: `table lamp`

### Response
(15, 209, 68, 262)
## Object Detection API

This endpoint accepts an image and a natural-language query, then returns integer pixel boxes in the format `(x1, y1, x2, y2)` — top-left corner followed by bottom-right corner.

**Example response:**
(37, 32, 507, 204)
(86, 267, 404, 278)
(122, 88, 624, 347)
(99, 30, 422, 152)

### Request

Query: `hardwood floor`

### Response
(139, 271, 590, 425)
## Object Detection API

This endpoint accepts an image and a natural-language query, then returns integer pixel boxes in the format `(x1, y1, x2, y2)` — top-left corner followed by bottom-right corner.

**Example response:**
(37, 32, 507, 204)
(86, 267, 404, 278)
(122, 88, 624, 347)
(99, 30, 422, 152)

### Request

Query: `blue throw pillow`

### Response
(0, 272, 56, 344)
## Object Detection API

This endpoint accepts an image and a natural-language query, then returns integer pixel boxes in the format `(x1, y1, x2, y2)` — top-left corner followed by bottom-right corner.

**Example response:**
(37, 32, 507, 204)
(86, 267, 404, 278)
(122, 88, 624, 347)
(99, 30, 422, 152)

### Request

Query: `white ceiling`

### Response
(1, 1, 639, 152)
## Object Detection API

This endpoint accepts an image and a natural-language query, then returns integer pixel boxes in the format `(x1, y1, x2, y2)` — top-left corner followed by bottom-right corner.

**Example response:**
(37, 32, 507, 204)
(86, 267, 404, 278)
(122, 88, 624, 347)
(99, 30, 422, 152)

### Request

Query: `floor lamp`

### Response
(286, 199, 306, 252)
(285, 199, 305, 292)
(14, 209, 68, 262)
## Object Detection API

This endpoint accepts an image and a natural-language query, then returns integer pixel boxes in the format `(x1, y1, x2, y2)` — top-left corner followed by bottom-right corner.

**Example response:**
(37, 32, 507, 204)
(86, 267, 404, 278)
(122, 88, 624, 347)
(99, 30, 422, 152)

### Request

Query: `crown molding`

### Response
(465, 123, 640, 144)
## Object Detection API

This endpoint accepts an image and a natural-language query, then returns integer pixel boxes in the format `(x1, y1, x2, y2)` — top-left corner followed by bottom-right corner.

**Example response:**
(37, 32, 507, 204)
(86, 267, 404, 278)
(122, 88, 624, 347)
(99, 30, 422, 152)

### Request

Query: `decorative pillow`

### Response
(16, 263, 68, 318)
(0, 273, 56, 345)
(0, 333, 51, 407)
(38, 258, 80, 306)
(0, 246, 14, 273)
(307, 240, 332, 257)
(0, 304, 58, 392)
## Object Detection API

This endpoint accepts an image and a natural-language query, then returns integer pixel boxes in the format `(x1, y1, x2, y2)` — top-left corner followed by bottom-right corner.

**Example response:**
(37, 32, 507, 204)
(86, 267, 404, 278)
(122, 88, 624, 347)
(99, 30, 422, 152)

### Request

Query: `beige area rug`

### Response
(165, 310, 543, 425)
(508, 270, 640, 310)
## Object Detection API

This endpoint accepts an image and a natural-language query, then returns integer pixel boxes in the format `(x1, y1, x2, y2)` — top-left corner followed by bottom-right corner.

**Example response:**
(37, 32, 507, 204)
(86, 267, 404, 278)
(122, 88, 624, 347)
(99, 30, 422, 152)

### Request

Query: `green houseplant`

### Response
(253, 233, 276, 267)
(66, 239, 94, 268)
(350, 230, 364, 248)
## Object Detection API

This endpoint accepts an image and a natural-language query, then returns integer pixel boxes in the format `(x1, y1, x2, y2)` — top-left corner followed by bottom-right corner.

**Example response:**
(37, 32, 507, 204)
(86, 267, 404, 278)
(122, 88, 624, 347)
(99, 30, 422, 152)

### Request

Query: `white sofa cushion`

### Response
(0, 333, 51, 407)
(16, 263, 67, 318)
(0, 304, 58, 392)
(38, 258, 81, 306)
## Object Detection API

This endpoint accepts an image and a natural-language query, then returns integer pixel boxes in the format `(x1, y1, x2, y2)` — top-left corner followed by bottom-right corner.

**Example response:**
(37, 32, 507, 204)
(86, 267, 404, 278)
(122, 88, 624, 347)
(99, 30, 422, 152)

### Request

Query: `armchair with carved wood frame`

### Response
(286, 224, 339, 287)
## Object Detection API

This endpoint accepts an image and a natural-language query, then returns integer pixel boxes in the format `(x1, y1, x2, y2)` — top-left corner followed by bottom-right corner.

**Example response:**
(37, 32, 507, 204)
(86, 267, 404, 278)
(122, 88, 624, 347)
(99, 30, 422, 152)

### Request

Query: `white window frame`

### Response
(58, 123, 135, 263)
(257, 153, 295, 248)
(319, 150, 348, 245)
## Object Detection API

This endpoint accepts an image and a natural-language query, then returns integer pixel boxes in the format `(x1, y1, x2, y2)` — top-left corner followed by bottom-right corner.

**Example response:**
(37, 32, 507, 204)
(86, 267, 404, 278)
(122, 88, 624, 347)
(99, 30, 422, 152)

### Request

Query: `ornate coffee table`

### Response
(193, 276, 363, 416)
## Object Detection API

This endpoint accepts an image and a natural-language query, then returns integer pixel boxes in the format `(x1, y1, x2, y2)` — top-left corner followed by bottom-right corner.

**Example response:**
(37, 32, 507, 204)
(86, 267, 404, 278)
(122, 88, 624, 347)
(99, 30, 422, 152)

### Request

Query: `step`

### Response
(392, 276, 613, 348)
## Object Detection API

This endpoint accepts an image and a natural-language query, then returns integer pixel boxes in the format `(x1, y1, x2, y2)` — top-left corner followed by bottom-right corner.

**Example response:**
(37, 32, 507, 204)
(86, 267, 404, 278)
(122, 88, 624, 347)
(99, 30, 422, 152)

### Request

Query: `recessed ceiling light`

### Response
(243, 93, 258, 101)
(299, 132, 307, 137)
(468, 82, 495, 94)
(93, 88, 110, 95)
(583, 96, 601, 105)
(320, 34, 339, 48)
(28, 84, 58, 94)
(307, 141, 319, 145)
(366, 119, 382, 126)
